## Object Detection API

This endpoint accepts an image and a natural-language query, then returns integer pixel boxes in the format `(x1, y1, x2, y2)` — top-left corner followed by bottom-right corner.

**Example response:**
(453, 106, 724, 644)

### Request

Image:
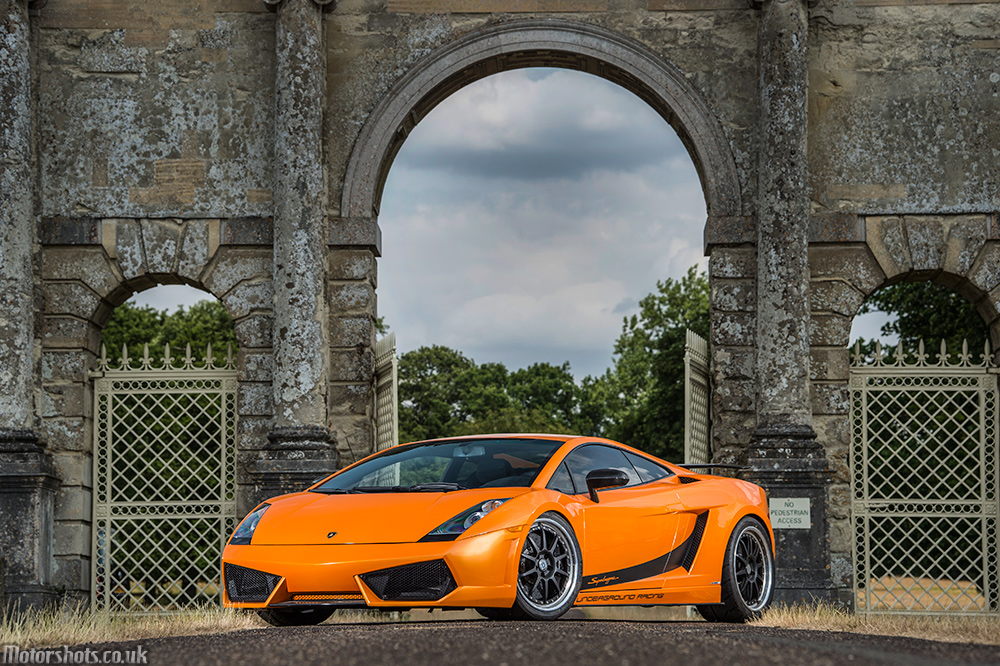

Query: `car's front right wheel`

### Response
(257, 606, 335, 627)
(697, 516, 774, 623)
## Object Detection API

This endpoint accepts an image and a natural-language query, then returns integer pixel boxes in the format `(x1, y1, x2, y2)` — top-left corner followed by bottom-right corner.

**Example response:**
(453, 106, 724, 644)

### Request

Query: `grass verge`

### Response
(752, 603, 1000, 645)
(0, 604, 265, 648)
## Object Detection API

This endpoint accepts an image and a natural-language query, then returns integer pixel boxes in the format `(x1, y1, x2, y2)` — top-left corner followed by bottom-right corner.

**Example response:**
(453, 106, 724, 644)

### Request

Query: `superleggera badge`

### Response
(588, 575, 619, 586)
(327, 532, 337, 539)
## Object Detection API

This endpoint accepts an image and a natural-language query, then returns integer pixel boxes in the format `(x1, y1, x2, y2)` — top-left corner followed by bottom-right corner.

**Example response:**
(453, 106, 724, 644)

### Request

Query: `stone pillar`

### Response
(256, 0, 338, 503)
(0, 0, 59, 611)
(746, 0, 835, 605)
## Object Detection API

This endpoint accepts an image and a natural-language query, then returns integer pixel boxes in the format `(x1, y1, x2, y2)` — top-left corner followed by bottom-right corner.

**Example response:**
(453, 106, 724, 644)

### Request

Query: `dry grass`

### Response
(752, 603, 1000, 645)
(0, 603, 266, 648)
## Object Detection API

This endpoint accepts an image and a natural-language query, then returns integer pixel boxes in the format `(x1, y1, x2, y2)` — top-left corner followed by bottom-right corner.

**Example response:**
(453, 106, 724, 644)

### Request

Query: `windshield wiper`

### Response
(404, 482, 465, 492)
(314, 483, 467, 494)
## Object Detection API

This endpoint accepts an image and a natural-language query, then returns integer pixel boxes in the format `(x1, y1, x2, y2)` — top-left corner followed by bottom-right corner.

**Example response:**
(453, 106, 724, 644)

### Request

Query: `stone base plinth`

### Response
(743, 423, 840, 607)
(0, 429, 60, 613)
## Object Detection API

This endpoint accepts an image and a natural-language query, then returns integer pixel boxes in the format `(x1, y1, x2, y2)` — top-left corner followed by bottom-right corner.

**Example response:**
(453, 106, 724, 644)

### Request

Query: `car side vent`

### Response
(224, 563, 281, 603)
(360, 560, 457, 601)
(681, 511, 709, 571)
(677, 476, 700, 484)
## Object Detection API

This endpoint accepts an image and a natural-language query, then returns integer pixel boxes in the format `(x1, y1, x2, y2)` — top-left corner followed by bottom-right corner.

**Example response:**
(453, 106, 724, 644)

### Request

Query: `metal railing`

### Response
(91, 344, 238, 613)
(850, 339, 999, 615)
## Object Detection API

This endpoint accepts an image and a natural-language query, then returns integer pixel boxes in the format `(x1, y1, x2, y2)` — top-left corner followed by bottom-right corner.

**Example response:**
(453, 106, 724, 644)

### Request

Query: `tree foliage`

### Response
(857, 281, 988, 357)
(598, 266, 710, 461)
(102, 300, 238, 362)
(396, 267, 711, 464)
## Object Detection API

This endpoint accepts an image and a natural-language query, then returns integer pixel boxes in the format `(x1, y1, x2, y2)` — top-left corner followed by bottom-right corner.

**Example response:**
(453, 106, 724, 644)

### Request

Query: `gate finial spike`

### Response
(874, 340, 883, 365)
(961, 339, 970, 365)
(184, 343, 194, 369)
(121, 343, 129, 369)
(164, 343, 172, 369)
(142, 343, 151, 370)
(226, 343, 234, 369)
(896, 341, 904, 366)
(852, 340, 861, 365)
(206, 343, 214, 369)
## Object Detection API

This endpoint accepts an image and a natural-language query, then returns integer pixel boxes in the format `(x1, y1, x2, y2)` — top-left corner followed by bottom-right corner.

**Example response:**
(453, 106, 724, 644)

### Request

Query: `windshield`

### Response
(313, 438, 565, 493)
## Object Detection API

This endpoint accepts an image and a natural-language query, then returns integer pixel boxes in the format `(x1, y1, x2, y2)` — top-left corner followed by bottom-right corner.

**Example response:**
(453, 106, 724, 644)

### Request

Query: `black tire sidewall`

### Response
(513, 512, 582, 620)
(720, 516, 774, 621)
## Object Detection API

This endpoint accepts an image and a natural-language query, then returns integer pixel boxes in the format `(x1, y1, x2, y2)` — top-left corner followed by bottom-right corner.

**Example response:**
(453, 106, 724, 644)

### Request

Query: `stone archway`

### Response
(340, 18, 744, 235)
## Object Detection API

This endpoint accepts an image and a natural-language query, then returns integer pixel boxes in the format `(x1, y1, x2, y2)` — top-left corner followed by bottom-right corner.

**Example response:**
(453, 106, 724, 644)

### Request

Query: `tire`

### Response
(512, 512, 582, 620)
(696, 516, 774, 623)
(256, 606, 336, 627)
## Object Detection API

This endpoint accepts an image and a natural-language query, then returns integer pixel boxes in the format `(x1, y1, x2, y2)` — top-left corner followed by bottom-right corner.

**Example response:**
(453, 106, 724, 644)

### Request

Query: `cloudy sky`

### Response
(132, 68, 889, 378)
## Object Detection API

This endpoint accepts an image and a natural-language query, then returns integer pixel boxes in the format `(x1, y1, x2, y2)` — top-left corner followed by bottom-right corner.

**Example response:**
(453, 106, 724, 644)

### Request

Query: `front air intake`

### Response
(359, 560, 457, 601)
(224, 563, 281, 602)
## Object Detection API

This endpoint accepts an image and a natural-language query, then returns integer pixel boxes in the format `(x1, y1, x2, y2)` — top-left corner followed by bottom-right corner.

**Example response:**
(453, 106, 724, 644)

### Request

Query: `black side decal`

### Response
(680, 511, 708, 571)
(581, 512, 709, 590)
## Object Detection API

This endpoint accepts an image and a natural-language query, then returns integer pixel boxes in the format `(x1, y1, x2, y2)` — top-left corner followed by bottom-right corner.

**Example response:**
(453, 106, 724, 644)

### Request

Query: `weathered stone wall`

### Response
(2, 0, 997, 610)
(38, 1, 276, 219)
(809, 3, 1000, 215)
(38, 217, 273, 602)
(808, 213, 1000, 603)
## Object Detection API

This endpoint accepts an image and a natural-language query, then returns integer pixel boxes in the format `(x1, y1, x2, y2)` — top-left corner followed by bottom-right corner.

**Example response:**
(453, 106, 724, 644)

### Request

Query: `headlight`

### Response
(229, 504, 269, 545)
(421, 499, 510, 541)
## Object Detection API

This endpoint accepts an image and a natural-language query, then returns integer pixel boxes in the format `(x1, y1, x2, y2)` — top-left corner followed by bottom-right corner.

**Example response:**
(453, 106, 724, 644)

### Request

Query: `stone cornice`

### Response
(263, 0, 337, 12)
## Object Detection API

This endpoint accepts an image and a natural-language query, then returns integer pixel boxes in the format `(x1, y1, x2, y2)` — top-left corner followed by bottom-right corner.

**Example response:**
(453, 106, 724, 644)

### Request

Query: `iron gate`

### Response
(850, 340, 999, 615)
(91, 344, 238, 612)
(684, 329, 711, 465)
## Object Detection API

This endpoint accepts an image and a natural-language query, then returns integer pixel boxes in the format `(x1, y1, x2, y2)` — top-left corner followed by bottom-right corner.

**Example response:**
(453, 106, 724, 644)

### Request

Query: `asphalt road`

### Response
(67, 619, 1000, 666)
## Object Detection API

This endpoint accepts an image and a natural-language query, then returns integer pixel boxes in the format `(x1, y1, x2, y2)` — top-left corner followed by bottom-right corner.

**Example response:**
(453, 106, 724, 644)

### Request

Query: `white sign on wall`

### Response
(769, 497, 811, 529)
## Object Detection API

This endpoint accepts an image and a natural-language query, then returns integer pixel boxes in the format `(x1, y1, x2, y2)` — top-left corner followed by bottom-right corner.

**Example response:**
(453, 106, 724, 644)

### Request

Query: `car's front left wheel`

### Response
(257, 606, 335, 627)
(512, 512, 582, 620)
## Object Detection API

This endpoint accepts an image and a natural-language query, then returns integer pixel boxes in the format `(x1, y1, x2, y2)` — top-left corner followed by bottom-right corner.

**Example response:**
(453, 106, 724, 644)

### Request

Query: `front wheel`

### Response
(257, 606, 335, 627)
(696, 516, 774, 623)
(512, 513, 582, 620)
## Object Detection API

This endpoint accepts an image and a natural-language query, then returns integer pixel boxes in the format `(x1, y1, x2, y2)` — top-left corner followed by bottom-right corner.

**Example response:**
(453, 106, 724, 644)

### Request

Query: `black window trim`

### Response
(557, 442, 673, 496)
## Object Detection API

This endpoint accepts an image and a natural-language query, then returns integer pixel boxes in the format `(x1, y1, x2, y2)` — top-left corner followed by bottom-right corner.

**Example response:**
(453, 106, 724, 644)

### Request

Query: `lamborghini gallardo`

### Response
(221, 435, 774, 625)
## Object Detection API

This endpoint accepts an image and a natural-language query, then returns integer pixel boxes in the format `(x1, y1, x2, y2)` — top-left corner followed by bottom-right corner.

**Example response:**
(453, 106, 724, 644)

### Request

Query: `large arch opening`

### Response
(342, 20, 744, 227)
(344, 21, 728, 462)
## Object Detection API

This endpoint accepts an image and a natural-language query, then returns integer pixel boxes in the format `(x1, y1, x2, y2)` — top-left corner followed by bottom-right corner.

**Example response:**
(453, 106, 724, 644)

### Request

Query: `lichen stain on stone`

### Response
(40, 14, 276, 218)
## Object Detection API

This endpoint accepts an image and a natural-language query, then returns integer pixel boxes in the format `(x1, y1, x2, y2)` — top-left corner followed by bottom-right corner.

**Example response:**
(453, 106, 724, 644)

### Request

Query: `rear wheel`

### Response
(256, 606, 335, 627)
(512, 513, 581, 620)
(696, 516, 773, 623)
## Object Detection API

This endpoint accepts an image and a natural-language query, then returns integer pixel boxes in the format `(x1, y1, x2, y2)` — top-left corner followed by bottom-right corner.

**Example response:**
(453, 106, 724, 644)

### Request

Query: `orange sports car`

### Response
(221, 434, 774, 626)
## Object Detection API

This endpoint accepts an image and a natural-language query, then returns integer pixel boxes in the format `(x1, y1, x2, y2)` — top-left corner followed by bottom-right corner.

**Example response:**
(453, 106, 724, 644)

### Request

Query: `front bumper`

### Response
(222, 527, 523, 610)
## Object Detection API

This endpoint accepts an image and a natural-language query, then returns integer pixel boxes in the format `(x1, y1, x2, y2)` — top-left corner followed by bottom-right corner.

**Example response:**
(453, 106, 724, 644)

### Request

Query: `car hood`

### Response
(251, 489, 528, 545)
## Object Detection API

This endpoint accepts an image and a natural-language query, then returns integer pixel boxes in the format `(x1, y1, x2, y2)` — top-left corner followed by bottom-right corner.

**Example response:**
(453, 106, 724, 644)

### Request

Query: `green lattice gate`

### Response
(91, 344, 237, 612)
(850, 341, 999, 615)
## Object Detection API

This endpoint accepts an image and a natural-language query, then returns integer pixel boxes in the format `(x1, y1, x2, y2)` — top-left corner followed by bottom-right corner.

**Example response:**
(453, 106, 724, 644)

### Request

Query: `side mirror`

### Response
(585, 468, 629, 503)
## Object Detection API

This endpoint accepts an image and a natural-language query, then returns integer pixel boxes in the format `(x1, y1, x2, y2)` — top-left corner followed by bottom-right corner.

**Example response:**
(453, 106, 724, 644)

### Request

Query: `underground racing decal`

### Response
(577, 592, 666, 603)
(580, 511, 709, 590)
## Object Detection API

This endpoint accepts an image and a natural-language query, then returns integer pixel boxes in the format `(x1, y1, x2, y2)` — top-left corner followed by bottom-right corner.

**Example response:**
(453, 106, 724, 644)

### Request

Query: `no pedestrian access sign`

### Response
(768, 497, 811, 529)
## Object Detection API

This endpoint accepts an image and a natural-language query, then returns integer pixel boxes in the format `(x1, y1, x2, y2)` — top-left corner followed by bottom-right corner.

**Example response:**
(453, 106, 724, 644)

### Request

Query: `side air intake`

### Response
(224, 563, 281, 602)
(359, 560, 457, 601)
(681, 511, 709, 571)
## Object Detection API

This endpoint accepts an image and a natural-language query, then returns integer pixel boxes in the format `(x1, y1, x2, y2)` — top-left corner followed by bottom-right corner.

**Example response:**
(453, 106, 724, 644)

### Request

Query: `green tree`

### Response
(398, 345, 478, 443)
(857, 281, 988, 357)
(101, 299, 238, 364)
(100, 303, 167, 356)
(601, 266, 710, 461)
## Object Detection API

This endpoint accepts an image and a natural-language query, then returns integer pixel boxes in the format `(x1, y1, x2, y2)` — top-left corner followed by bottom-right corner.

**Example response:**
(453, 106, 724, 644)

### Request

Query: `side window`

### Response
(546, 461, 577, 495)
(623, 451, 672, 483)
(563, 445, 641, 493)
